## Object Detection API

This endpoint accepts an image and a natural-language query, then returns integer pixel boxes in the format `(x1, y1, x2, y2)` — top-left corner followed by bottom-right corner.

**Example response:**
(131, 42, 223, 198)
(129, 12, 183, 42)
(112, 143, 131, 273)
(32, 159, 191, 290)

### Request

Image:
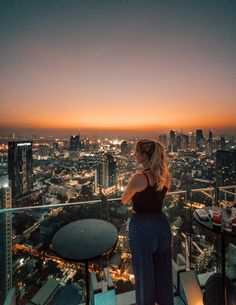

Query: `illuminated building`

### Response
(90, 268, 117, 305)
(216, 150, 236, 186)
(39, 145, 49, 157)
(120, 141, 129, 156)
(169, 130, 176, 152)
(158, 134, 167, 148)
(95, 154, 116, 194)
(0, 187, 12, 305)
(220, 136, 226, 150)
(190, 132, 196, 150)
(207, 130, 213, 154)
(8, 141, 33, 205)
(196, 129, 204, 149)
(70, 134, 81, 151)
(208, 130, 213, 142)
(176, 134, 182, 150)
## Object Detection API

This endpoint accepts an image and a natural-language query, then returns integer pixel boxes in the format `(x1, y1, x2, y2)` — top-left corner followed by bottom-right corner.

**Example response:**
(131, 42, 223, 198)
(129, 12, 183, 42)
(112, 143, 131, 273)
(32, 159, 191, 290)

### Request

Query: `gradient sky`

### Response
(0, 0, 236, 135)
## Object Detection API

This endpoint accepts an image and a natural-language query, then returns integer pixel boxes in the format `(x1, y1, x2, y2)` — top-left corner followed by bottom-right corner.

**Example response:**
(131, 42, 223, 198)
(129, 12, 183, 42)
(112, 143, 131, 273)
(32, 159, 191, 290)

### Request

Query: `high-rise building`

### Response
(170, 130, 176, 145)
(39, 145, 49, 157)
(70, 135, 81, 151)
(169, 130, 176, 152)
(182, 134, 189, 149)
(190, 132, 196, 150)
(90, 268, 117, 305)
(120, 141, 129, 155)
(176, 134, 182, 150)
(206, 130, 214, 154)
(220, 136, 226, 150)
(0, 187, 12, 305)
(216, 150, 236, 186)
(8, 141, 33, 204)
(196, 129, 204, 149)
(158, 134, 167, 148)
(95, 154, 116, 194)
(208, 130, 213, 142)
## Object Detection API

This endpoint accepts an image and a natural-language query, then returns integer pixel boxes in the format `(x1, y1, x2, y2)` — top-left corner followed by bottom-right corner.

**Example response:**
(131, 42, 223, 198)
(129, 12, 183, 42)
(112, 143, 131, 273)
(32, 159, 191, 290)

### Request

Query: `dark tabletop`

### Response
(193, 207, 236, 237)
(52, 219, 118, 262)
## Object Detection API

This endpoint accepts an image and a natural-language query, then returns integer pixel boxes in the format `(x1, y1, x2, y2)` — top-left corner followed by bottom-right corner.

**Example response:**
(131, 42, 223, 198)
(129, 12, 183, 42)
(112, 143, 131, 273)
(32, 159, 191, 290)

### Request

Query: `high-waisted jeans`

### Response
(129, 212, 174, 305)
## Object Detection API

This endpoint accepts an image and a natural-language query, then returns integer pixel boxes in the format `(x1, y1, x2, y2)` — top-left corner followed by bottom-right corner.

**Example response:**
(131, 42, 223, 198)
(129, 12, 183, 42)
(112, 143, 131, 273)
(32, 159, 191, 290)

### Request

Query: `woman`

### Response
(122, 139, 173, 305)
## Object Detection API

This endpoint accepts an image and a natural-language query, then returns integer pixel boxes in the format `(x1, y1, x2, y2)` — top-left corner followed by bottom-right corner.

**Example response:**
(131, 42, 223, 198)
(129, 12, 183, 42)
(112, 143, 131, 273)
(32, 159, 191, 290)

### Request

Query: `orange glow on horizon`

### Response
(1, 87, 235, 133)
(1, 119, 236, 132)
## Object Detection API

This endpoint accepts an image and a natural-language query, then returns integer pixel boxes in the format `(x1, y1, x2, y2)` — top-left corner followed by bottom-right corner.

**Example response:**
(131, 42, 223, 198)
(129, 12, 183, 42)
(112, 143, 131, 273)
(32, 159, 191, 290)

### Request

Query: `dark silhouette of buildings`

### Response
(216, 150, 236, 186)
(8, 141, 33, 206)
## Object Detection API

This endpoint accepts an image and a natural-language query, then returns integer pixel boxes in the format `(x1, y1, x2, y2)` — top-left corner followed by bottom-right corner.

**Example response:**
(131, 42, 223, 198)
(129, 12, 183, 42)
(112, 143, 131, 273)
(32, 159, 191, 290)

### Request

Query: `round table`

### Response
(52, 219, 118, 305)
(193, 208, 236, 305)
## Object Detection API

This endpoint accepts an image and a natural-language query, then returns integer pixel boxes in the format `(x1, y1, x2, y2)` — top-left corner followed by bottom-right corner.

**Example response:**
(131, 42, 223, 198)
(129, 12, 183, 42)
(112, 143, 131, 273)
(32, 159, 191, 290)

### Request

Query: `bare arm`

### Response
(121, 174, 143, 204)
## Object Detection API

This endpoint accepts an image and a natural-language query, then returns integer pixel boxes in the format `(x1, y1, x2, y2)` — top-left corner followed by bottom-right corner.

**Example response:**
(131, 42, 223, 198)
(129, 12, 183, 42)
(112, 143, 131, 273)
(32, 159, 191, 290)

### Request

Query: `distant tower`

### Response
(206, 130, 214, 154)
(70, 134, 81, 151)
(182, 134, 189, 149)
(120, 141, 128, 156)
(196, 129, 204, 149)
(0, 187, 12, 305)
(39, 145, 49, 157)
(216, 150, 236, 186)
(208, 130, 213, 142)
(158, 134, 167, 148)
(95, 154, 116, 194)
(8, 141, 33, 206)
(169, 130, 176, 152)
(220, 136, 226, 150)
(176, 134, 182, 150)
(190, 132, 196, 150)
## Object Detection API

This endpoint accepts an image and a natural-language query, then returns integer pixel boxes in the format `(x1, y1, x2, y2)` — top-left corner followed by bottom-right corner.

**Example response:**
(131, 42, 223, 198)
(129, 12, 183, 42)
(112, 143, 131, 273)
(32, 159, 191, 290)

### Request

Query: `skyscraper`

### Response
(8, 141, 33, 205)
(181, 134, 189, 149)
(207, 130, 214, 154)
(176, 134, 182, 150)
(0, 187, 12, 305)
(158, 134, 167, 148)
(208, 130, 213, 142)
(70, 135, 81, 151)
(220, 137, 226, 150)
(196, 129, 204, 149)
(169, 130, 176, 152)
(216, 150, 236, 186)
(95, 154, 116, 194)
(120, 141, 129, 156)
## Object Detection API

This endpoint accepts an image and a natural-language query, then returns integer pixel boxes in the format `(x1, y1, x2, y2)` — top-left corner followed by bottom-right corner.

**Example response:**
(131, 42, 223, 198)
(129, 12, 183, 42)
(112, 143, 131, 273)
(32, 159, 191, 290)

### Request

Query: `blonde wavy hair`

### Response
(136, 139, 169, 191)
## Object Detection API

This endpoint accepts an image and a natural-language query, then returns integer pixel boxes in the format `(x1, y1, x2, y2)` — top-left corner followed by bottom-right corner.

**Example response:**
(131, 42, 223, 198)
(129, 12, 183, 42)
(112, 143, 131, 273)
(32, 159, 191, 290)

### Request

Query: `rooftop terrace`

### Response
(1, 185, 236, 305)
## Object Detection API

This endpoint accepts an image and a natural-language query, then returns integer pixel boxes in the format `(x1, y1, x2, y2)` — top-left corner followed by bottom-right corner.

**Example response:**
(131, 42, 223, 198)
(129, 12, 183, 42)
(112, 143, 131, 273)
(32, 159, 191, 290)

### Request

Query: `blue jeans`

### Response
(129, 212, 174, 305)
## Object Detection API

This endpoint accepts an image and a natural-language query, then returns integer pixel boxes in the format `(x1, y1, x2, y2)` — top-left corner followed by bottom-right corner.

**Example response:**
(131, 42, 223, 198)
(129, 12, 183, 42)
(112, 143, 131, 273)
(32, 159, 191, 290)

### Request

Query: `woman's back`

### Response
(132, 172, 168, 213)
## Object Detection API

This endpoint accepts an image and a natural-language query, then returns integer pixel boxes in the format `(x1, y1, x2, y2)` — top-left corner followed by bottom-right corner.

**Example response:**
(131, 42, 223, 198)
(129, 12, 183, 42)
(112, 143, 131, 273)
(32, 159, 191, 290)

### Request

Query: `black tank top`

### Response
(132, 173, 168, 213)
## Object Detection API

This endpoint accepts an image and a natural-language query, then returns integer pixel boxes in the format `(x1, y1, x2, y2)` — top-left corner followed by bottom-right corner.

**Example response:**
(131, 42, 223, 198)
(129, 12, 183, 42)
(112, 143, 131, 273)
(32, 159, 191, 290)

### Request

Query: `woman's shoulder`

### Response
(130, 172, 146, 183)
(129, 172, 148, 189)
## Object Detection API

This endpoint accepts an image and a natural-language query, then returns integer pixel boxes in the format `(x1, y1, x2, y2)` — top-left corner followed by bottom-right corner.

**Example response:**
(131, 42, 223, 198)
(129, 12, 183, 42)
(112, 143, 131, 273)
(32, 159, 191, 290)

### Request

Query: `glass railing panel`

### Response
(1, 186, 235, 304)
(189, 187, 218, 281)
(0, 191, 197, 305)
(219, 186, 236, 285)
(163, 191, 189, 266)
(0, 199, 134, 305)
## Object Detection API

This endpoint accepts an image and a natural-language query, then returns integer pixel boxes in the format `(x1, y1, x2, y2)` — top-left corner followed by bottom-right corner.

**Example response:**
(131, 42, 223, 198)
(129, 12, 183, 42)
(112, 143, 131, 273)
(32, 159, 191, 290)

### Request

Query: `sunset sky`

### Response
(0, 0, 236, 136)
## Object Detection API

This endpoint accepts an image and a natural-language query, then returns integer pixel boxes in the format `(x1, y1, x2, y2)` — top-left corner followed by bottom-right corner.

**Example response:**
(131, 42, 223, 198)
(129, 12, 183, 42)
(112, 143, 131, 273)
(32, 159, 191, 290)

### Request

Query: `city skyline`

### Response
(1, 0, 236, 135)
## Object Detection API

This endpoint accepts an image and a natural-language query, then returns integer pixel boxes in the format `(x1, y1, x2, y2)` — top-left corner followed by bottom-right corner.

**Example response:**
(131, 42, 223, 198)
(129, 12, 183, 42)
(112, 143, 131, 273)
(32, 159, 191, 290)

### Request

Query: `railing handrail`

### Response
(0, 186, 235, 214)
(0, 190, 187, 214)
